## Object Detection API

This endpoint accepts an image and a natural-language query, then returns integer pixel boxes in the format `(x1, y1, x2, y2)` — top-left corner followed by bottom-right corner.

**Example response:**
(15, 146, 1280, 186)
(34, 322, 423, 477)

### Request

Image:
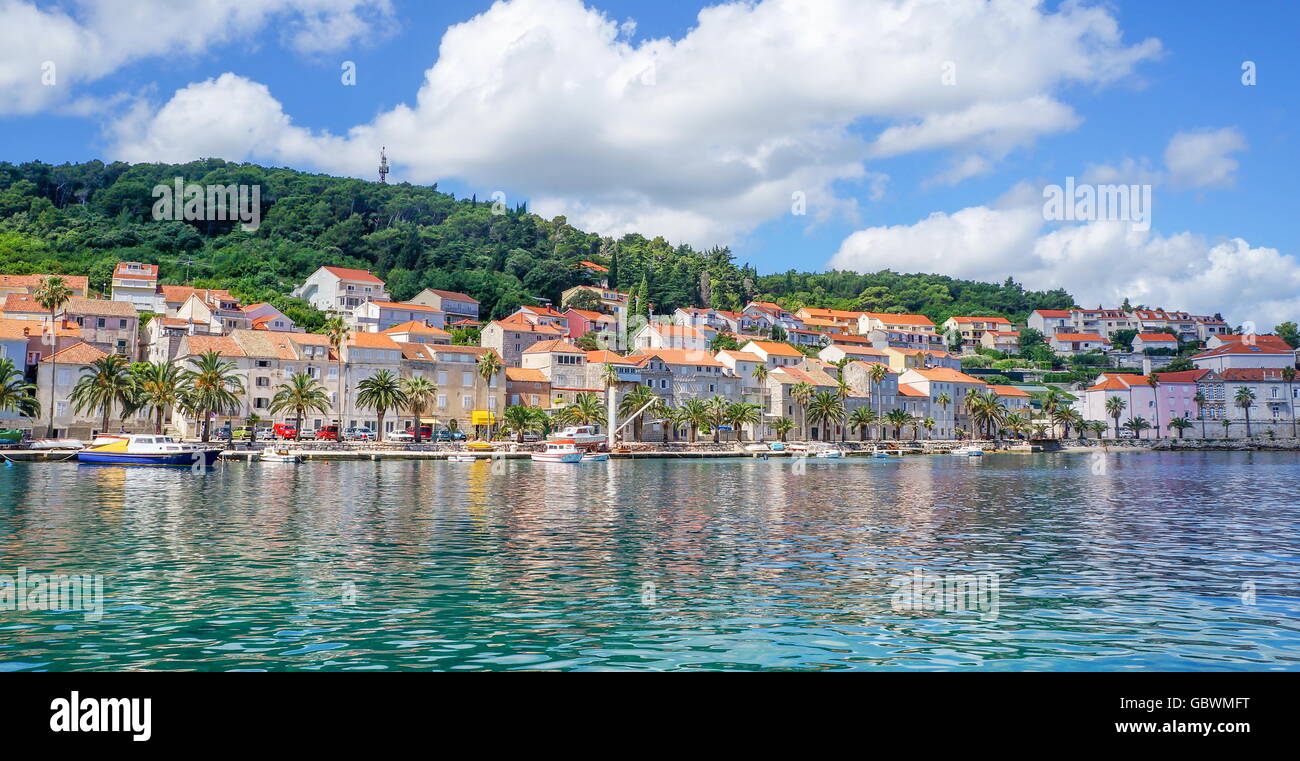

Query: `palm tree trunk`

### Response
(295, 412, 302, 442)
(48, 308, 57, 435)
(376, 409, 385, 442)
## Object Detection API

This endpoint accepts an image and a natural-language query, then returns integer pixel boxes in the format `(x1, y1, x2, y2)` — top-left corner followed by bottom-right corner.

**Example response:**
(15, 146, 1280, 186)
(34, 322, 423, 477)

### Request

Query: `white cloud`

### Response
(0, 0, 395, 114)
(829, 199, 1300, 327)
(104, 0, 1160, 245)
(1164, 127, 1247, 189)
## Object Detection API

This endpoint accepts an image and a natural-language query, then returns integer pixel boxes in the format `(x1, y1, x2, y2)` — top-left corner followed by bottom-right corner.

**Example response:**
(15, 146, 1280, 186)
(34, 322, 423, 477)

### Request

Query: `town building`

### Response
(480, 315, 564, 368)
(351, 300, 446, 333)
(941, 316, 1014, 353)
(406, 288, 480, 321)
(109, 262, 163, 312)
(292, 266, 390, 313)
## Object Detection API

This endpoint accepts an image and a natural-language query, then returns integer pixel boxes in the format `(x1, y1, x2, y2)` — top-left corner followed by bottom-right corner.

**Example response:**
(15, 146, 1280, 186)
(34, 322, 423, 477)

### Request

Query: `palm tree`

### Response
(475, 350, 504, 438)
(751, 364, 770, 419)
(502, 404, 546, 443)
(618, 384, 659, 442)
(1284, 367, 1297, 438)
(1221, 417, 1232, 438)
(675, 399, 708, 443)
(1123, 416, 1152, 438)
(922, 416, 936, 440)
(1087, 420, 1108, 440)
(269, 373, 331, 441)
(790, 381, 815, 441)
(132, 360, 184, 434)
(1234, 386, 1256, 438)
(69, 354, 133, 433)
(773, 417, 795, 442)
(1167, 416, 1193, 439)
(560, 392, 606, 428)
(1193, 391, 1208, 438)
(935, 391, 951, 437)
(806, 391, 844, 442)
(324, 316, 351, 429)
(1105, 396, 1127, 438)
(869, 362, 889, 425)
(848, 407, 876, 441)
(400, 376, 437, 443)
(181, 350, 245, 442)
(963, 388, 983, 437)
(0, 357, 39, 419)
(33, 275, 72, 434)
(725, 402, 761, 443)
(907, 415, 922, 440)
(355, 369, 407, 442)
(1147, 372, 1161, 439)
(704, 395, 730, 443)
(884, 408, 911, 440)
(1003, 412, 1029, 439)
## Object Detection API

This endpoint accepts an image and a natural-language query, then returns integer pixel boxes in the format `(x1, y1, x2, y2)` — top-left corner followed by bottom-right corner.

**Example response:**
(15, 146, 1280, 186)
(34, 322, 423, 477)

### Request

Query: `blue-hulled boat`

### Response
(77, 435, 223, 467)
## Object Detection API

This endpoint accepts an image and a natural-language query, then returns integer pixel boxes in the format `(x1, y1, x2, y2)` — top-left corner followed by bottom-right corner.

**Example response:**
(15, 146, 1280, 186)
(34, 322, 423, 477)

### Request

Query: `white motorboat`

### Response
(532, 440, 584, 463)
(448, 454, 478, 462)
(554, 426, 605, 445)
(809, 443, 844, 459)
(258, 446, 300, 463)
(28, 438, 84, 450)
(952, 445, 985, 456)
(581, 452, 609, 462)
(77, 434, 222, 467)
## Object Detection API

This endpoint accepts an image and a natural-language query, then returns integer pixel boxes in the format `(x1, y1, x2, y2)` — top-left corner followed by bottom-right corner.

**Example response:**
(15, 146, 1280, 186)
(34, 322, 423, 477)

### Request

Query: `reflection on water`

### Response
(0, 451, 1297, 671)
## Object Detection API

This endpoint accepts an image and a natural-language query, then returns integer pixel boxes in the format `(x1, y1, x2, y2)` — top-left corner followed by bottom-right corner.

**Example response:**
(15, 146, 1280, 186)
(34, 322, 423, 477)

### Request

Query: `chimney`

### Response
(1142, 357, 1152, 376)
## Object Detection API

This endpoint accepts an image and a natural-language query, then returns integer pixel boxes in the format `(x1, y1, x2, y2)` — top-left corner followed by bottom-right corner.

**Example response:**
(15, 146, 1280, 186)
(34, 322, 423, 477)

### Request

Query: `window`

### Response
(462, 372, 473, 387)
(96, 318, 105, 328)
(437, 395, 446, 409)
(254, 398, 268, 409)
(437, 371, 448, 385)
(256, 377, 270, 387)
(462, 395, 473, 409)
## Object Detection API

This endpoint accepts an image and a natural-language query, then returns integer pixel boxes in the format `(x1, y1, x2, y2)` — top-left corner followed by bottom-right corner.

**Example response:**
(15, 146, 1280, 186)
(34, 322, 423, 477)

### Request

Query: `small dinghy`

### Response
(581, 452, 609, 462)
(258, 446, 300, 463)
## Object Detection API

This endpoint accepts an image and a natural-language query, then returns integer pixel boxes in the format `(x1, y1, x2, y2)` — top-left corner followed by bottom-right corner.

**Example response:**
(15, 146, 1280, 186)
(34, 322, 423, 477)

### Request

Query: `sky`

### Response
(1, 0, 1298, 327)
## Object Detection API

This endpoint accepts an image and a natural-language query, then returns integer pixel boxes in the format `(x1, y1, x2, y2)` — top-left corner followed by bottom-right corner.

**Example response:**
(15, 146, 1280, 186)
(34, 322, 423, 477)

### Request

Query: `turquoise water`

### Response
(1, 451, 1297, 671)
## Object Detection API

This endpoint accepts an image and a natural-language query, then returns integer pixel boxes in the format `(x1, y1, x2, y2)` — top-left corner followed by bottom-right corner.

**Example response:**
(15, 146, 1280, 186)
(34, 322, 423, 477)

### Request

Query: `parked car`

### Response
(255, 428, 275, 441)
(272, 423, 298, 439)
(434, 430, 467, 441)
(315, 425, 341, 441)
(1117, 429, 1136, 439)
(231, 426, 256, 440)
(521, 432, 541, 442)
(343, 427, 375, 441)
(387, 430, 415, 442)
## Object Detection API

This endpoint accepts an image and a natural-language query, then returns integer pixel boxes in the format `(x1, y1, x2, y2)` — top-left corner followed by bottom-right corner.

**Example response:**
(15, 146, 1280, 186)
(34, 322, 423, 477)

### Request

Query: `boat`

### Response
(553, 425, 605, 445)
(466, 441, 495, 452)
(581, 452, 609, 462)
(743, 443, 768, 452)
(809, 444, 844, 459)
(952, 445, 985, 456)
(77, 434, 223, 467)
(28, 438, 84, 450)
(768, 442, 786, 451)
(258, 446, 300, 463)
(531, 440, 584, 463)
(448, 454, 478, 462)
(0, 429, 24, 446)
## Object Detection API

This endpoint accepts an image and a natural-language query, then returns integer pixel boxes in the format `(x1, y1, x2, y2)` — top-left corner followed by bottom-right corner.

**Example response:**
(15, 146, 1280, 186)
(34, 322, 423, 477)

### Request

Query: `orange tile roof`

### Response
(649, 324, 704, 339)
(950, 315, 1012, 324)
(830, 345, 888, 357)
(715, 350, 764, 363)
(986, 330, 1020, 337)
(830, 334, 873, 345)
(1033, 309, 1071, 318)
(907, 367, 985, 384)
(492, 316, 563, 334)
(1051, 333, 1108, 342)
(523, 339, 583, 355)
(1136, 333, 1178, 342)
(577, 260, 609, 273)
(0, 273, 89, 293)
(1192, 337, 1293, 358)
(897, 383, 927, 397)
(113, 262, 158, 279)
(348, 331, 402, 350)
(1, 294, 45, 313)
(322, 266, 384, 283)
(40, 341, 108, 364)
(586, 350, 637, 365)
(567, 307, 614, 321)
(421, 288, 479, 304)
(184, 334, 245, 358)
(634, 348, 723, 367)
(743, 340, 802, 358)
(505, 367, 550, 383)
(382, 320, 451, 336)
(771, 366, 835, 387)
(987, 384, 1031, 397)
(0, 317, 79, 339)
(863, 312, 935, 326)
(367, 300, 442, 312)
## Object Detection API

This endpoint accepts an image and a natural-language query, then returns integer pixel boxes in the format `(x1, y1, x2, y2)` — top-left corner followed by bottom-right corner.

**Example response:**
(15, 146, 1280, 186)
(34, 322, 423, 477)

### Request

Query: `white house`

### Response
(351, 300, 446, 333)
(109, 262, 164, 312)
(292, 266, 391, 313)
(1049, 332, 1110, 356)
(632, 322, 708, 351)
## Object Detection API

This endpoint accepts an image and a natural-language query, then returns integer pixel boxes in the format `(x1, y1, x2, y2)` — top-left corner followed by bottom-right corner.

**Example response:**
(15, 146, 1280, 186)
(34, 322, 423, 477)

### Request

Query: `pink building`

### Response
(1081, 370, 1205, 438)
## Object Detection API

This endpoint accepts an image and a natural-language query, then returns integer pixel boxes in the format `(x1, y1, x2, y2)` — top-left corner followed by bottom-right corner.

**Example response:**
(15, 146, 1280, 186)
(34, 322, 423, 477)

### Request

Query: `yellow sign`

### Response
(471, 411, 495, 426)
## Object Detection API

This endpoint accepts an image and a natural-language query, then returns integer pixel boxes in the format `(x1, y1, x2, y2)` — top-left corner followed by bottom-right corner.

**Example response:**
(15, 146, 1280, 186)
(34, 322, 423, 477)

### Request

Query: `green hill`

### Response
(0, 158, 1073, 332)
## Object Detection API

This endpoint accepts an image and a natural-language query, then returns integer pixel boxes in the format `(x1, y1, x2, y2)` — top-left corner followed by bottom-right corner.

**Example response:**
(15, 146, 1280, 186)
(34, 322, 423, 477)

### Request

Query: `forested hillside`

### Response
(0, 159, 1073, 331)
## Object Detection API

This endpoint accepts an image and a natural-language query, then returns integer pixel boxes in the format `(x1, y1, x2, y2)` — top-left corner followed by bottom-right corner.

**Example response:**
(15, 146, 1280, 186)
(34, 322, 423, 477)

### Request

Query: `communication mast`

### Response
(378, 146, 389, 184)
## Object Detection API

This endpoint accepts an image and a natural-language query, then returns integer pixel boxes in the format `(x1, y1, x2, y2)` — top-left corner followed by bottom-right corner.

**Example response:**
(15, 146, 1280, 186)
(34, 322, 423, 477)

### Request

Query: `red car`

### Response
(273, 423, 298, 439)
(314, 425, 341, 441)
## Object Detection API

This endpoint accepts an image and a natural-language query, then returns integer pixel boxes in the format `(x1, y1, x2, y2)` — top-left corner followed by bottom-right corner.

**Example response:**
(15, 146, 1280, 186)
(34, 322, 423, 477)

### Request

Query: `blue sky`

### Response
(1, 0, 1297, 324)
